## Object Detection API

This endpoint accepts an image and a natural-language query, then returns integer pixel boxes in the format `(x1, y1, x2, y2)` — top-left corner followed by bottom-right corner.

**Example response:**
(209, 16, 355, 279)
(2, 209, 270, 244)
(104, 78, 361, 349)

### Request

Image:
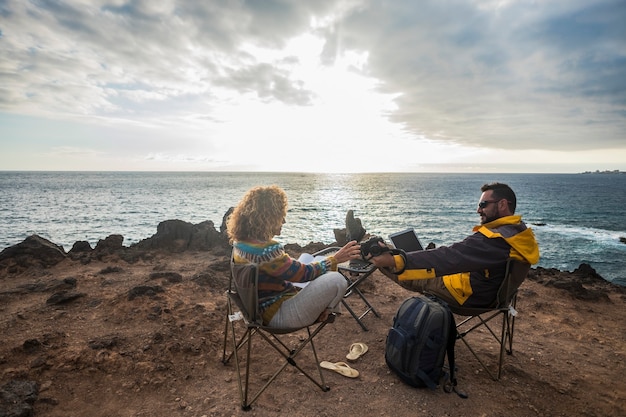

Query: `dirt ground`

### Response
(1, 247, 625, 417)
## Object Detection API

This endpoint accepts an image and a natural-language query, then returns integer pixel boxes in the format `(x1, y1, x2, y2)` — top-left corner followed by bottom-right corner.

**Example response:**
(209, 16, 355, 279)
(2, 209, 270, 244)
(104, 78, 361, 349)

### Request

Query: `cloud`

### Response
(0, 0, 624, 172)
(332, 0, 626, 151)
(215, 62, 315, 106)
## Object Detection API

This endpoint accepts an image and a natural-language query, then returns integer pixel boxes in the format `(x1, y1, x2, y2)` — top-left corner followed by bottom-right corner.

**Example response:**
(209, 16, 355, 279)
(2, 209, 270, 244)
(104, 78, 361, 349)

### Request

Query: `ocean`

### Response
(1, 171, 625, 286)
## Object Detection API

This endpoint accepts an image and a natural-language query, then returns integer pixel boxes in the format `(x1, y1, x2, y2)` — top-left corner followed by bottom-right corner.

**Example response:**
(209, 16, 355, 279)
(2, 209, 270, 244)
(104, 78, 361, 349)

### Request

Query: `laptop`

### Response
(389, 228, 424, 252)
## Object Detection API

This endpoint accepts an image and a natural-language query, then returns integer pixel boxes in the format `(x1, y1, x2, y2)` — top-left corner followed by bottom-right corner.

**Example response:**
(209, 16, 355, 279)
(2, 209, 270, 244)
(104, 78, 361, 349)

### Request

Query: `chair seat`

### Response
(449, 304, 502, 317)
(447, 260, 530, 381)
(227, 290, 322, 334)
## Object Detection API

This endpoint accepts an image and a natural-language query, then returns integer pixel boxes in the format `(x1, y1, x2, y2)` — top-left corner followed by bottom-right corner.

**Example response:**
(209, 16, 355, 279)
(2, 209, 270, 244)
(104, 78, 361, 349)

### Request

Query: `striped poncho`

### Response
(232, 240, 338, 318)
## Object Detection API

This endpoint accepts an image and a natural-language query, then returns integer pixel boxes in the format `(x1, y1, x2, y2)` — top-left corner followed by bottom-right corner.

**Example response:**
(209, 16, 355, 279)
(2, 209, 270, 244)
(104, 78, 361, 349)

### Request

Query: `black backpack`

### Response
(385, 295, 466, 397)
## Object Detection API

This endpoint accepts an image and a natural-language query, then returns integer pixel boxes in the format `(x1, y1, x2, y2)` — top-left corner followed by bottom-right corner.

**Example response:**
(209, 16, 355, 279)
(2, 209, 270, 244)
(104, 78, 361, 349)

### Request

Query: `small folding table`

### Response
(338, 259, 380, 331)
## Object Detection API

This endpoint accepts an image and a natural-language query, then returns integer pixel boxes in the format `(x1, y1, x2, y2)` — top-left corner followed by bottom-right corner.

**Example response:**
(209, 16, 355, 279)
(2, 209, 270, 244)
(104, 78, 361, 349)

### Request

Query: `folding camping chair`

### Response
(448, 259, 530, 380)
(221, 255, 332, 410)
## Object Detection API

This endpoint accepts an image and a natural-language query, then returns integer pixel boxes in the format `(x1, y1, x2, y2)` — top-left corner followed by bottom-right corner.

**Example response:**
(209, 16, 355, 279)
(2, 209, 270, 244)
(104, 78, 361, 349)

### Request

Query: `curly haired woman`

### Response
(227, 185, 361, 328)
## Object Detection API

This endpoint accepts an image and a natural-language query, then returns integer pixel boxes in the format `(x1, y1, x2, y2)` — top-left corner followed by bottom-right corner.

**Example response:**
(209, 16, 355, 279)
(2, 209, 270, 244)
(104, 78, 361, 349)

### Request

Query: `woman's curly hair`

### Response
(226, 185, 288, 242)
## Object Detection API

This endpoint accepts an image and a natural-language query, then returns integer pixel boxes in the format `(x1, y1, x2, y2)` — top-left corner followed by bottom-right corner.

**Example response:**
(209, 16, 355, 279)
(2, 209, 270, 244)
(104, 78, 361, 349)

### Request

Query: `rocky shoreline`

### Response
(1, 219, 625, 417)
(2, 218, 624, 297)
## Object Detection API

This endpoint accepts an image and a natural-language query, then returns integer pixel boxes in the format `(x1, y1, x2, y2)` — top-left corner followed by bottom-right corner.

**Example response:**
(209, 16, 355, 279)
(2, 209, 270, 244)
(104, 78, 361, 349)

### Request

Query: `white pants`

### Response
(268, 271, 348, 328)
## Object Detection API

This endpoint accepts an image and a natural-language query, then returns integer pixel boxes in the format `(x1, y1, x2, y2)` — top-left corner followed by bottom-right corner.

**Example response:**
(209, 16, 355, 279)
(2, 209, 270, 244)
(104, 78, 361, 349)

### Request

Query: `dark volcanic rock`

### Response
(284, 242, 328, 256)
(99, 266, 123, 274)
(333, 209, 369, 246)
(128, 285, 164, 300)
(2, 214, 234, 268)
(22, 339, 42, 353)
(69, 241, 92, 253)
(88, 335, 123, 350)
(528, 263, 624, 301)
(0, 235, 66, 271)
(46, 291, 86, 305)
(149, 271, 183, 283)
(221, 207, 234, 235)
(133, 219, 226, 252)
(345, 210, 366, 243)
(0, 380, 39, 417)
(95, 234, 124, 253)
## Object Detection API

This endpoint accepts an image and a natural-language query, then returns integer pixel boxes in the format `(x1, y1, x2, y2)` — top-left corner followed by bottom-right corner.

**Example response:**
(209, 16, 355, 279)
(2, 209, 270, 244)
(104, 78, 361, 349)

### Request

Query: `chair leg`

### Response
(296, 326, 330, 391)
(222, 298, 250, 409)
(223, 312, 330, 410)
(341, 299, 369, 331)
(506, 295, 519, 355)
(456, 310, 511, 381)
(507, 314, 515, 354)
(352, 286, 381, 319)
(496, 311, 508, 380)
(340, 268, 380, 331)
(222, 300, 232, 364)
(457, 329, 500, 381)
(256, 324, 330, 391)
(341, 286, 381, 331)
(222, 298, 249, 365)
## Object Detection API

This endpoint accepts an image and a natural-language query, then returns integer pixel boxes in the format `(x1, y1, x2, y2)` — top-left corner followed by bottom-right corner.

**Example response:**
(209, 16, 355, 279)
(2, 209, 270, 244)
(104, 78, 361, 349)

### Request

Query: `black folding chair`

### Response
(448, 260, 530, 380)
(221, 256, 332, 410)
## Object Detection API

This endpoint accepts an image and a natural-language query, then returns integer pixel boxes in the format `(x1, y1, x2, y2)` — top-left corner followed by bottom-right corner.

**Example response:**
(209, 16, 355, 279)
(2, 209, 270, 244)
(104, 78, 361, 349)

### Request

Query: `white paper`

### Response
(293, 253, 328, 288)
(297, 253, 328, 264)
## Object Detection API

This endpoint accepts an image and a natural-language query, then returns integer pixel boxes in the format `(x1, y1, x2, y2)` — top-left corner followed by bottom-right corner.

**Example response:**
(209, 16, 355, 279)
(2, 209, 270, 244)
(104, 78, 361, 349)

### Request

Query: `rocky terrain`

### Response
(1, 220, 625, 417)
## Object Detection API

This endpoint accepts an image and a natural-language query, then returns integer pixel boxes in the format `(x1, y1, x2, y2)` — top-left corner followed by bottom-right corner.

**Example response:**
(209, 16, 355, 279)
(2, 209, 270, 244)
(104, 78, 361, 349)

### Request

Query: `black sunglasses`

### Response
(478, 200, 501, 209)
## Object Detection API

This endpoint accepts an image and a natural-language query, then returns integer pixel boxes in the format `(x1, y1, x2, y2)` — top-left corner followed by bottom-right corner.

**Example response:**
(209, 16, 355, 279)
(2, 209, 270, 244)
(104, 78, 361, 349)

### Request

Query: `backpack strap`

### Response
(443, 310, 468, 399)
(416, 369, 438, 390)
(415, 337, 441, 390)
(411, 298, 441, 390)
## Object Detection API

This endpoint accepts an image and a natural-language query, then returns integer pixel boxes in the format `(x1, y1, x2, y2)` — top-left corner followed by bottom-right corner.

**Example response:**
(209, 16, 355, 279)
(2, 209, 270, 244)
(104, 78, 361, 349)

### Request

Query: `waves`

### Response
(532, 223, 626, 285)
(1, 171, 625, 285)
(536, 223, 626, 247)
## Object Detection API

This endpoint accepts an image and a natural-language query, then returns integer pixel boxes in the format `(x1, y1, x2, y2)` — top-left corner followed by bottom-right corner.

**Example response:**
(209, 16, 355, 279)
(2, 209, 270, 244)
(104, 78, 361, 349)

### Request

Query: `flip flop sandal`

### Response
(319, 361, 359, 378)
(346, 342, 368, 361)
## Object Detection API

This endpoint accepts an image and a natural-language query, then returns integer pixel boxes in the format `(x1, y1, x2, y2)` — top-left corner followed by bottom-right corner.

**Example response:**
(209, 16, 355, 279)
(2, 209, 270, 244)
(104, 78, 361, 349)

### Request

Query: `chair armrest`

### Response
(312, 247, 341, 256)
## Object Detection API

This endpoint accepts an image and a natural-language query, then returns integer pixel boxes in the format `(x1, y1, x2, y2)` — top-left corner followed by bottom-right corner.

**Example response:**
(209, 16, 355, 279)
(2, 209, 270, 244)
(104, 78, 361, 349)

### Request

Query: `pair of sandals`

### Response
(320, 342, 368, 378)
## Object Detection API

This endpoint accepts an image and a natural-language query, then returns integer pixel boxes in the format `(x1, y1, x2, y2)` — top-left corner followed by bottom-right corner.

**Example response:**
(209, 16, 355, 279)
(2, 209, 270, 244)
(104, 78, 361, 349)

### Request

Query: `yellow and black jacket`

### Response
(392, 215, 539, 307)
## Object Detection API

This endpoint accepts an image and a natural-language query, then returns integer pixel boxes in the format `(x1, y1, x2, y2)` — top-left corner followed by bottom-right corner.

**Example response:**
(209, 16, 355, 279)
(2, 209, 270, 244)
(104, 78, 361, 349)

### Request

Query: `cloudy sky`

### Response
(1, 0, 625, 173)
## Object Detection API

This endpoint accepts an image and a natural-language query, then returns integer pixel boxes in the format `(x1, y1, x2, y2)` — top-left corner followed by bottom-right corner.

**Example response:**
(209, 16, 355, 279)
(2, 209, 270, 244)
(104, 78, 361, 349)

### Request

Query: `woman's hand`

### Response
(333, 240, 361, 264)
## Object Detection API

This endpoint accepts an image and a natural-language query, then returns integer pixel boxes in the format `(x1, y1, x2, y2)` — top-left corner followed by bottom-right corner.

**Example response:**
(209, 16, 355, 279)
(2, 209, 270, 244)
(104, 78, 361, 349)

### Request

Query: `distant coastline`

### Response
(581, 169, 625, 174)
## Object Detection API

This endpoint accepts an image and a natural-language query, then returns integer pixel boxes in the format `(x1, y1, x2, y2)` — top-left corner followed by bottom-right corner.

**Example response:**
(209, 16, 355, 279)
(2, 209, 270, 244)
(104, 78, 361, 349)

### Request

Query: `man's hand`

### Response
(367, 250, 396, 268)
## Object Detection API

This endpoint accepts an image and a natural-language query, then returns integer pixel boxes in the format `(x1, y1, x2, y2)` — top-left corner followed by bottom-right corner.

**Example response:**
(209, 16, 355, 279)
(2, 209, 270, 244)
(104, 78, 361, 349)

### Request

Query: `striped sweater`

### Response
(232, 240, 338, 315)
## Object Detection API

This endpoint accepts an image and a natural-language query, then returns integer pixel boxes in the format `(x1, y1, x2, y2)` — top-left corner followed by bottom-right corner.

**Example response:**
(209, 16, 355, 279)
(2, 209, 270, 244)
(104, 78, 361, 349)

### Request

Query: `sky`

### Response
(1, 0, 625, 173)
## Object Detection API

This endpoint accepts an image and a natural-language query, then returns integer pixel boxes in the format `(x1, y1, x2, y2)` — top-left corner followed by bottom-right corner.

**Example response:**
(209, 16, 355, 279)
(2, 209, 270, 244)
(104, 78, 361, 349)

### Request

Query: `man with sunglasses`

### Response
(368, 182, 539, 308)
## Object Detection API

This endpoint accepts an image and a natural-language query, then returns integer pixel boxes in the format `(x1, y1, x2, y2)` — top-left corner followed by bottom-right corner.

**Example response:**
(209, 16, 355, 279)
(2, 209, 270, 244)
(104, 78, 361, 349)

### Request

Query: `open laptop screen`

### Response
(389, 228, 424, 252)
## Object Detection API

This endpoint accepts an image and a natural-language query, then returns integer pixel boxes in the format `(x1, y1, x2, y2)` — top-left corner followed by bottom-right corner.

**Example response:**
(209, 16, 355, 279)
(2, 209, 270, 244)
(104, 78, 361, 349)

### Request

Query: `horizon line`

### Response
(1, 169, 625, 175)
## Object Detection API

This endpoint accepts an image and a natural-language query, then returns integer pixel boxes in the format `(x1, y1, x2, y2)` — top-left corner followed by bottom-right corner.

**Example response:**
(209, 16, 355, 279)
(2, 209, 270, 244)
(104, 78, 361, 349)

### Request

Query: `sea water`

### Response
(1, 171, 624, 286)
